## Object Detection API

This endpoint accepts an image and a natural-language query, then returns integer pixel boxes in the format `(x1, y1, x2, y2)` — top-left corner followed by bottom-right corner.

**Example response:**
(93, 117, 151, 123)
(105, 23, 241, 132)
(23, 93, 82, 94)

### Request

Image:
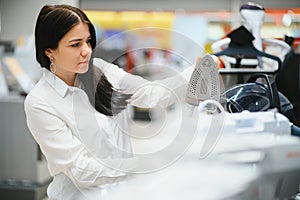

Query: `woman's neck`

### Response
(56, 71, 77, 86)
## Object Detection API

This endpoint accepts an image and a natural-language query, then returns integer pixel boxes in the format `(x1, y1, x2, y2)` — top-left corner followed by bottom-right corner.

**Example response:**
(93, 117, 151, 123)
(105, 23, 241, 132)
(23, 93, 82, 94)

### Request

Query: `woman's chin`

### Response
(77, 65, 89, 74)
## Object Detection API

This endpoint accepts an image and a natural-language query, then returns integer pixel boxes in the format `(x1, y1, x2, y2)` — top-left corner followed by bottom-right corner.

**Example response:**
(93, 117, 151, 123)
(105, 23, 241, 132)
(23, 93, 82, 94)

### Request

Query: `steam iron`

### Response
(185, 54, 224, 158)
(186, 54, 221, 106)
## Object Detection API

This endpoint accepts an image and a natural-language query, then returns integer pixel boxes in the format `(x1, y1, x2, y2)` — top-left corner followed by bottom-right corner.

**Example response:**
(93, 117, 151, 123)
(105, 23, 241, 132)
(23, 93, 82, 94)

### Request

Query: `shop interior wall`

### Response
(80, 0, 300, 11)
(0, 0, 79, 44)
(1, 0, 299, 45)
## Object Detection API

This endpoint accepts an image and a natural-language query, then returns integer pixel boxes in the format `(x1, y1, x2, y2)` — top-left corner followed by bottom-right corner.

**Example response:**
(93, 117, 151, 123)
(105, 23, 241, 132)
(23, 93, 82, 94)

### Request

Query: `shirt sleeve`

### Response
(93, 57, 194, 108)
(24, 96, 134, 188)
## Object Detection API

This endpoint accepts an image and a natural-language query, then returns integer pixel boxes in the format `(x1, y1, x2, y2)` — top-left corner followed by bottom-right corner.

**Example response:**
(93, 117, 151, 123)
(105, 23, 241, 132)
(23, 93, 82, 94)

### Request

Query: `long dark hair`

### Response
(35, 5, 130, 116)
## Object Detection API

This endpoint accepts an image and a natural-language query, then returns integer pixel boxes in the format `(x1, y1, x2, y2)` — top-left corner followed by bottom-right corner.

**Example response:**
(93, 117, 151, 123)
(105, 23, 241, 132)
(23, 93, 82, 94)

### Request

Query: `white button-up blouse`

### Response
(24, 58, 193, 199)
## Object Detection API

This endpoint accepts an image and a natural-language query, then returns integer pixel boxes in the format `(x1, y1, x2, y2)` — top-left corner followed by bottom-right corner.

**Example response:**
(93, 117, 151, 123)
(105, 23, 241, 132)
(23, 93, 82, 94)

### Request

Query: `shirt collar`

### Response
(42, 68, 69, 97)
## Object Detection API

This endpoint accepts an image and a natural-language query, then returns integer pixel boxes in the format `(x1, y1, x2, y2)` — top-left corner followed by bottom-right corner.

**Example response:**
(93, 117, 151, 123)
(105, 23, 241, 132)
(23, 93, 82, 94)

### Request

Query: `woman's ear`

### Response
(44, 48, 53, 58)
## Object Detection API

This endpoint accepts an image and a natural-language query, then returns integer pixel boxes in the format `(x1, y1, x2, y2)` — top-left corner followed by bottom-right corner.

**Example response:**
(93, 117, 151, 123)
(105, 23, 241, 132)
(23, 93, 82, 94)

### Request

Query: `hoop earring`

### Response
(49, 57, 56, 74)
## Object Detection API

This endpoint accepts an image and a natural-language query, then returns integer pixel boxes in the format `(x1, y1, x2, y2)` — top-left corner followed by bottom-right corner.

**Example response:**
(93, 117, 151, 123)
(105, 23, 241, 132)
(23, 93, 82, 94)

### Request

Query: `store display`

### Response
(240, 2, 265, 53)
(3, 57, 35, 94)
(206, 131, 300, 200)
(211, 2, 291, 78)
(220, 73, 300, 136)
(239, 2, 291, 67)
(213, 26, 282, 73)
(0, 96, 51, 200)
(198, 99, 291, 136)
(221, 74, 291, 115)
(101, 102, 300, 199)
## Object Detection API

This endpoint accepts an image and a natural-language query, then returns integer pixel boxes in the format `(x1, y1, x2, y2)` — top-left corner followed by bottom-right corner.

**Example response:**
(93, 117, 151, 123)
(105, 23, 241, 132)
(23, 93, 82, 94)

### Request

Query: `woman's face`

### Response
(47, 22, 92, 83)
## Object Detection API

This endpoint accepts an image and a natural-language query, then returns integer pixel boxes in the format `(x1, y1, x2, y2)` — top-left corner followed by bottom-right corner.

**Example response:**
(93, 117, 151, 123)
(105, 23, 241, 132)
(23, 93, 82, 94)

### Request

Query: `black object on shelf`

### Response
(0, 41, 15, 53)
(276, 37, 300, 126)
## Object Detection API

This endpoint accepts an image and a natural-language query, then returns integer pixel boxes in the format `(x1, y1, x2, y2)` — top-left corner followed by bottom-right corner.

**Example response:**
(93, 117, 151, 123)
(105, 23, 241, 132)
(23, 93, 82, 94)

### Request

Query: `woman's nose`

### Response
(81, 43, 91, 56)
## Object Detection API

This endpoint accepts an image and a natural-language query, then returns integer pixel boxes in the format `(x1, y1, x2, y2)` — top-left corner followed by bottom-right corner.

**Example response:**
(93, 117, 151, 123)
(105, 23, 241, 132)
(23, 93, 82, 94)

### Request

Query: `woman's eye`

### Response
(71, 43, 80, 47)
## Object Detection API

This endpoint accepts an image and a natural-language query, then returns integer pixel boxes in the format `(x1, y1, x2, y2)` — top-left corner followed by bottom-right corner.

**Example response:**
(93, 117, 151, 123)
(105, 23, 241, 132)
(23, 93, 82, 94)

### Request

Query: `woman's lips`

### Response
(79, 60, 89, 65)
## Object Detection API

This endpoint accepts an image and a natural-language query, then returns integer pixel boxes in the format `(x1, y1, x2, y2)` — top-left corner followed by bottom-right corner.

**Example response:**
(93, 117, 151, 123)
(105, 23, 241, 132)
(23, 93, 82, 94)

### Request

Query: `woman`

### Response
(24, 4, 204, 200)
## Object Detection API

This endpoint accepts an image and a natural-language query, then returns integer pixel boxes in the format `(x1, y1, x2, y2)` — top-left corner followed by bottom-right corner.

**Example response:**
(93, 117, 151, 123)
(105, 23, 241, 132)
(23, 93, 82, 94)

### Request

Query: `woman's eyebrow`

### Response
(68, 35, 91, 43)
(68, 38, 83, 43)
